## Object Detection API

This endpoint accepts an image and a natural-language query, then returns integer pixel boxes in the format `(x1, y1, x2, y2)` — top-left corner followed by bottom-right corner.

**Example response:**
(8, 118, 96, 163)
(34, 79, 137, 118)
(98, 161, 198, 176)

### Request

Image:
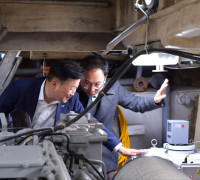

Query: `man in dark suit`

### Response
(77, 55, 169, 179)
(0, 59, 146, 155)
(0, 59, 83, 128)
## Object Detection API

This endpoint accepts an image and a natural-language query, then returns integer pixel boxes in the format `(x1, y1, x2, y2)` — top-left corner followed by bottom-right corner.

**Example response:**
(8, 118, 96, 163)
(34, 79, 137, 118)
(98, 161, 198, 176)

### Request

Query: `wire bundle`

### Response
(117, 105, 130, 170)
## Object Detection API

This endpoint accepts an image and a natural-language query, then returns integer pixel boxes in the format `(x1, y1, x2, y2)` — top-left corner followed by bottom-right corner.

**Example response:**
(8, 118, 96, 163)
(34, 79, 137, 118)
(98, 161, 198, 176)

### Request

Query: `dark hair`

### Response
(81, 55, 109, 76)
(47, 59, 83, 82)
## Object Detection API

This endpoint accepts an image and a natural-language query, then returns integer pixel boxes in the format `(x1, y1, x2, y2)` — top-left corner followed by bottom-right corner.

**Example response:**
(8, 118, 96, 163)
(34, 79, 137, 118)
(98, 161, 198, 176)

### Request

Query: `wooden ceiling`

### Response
(0, 0, 200, 60)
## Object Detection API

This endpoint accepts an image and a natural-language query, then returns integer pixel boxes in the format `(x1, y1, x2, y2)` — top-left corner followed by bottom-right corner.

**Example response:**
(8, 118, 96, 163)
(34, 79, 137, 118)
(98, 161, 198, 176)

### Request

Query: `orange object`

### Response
(40, 65, 50, 76)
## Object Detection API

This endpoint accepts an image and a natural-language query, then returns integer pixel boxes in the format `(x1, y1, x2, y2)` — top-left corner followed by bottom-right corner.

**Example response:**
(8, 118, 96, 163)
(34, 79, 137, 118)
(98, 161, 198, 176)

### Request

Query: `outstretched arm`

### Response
(118, 146, 147, 156)
(154, 79, 169, 103)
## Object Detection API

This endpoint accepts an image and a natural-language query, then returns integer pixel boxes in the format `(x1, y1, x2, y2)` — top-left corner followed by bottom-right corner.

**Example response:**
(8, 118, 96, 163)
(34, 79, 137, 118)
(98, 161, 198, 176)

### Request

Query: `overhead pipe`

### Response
(162, 84, 170, 144)
(15, 68, 41, 75)
(101, 10, 153, 56)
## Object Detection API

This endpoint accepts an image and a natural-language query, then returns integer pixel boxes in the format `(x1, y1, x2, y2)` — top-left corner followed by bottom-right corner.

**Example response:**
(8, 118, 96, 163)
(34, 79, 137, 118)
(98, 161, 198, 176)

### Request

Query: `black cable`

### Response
(1, 48, 200, 143)
(75, 154, 106, 180)
(44, 133, 106, 180)
(0, 127, 50, 143)
(0, 127, 26, 131)
(146, 48, 200, 60)
(15, 134, 32, 145)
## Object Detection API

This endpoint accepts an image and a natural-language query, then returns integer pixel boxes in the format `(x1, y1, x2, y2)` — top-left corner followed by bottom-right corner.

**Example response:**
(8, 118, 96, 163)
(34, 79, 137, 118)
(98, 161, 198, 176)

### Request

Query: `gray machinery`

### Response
(114, 156, 190, 180)
(0, 112, 107, 180)
(115, 120, 200, 180)
(0, 112, 195, 180)
(113, 121, 195, 180)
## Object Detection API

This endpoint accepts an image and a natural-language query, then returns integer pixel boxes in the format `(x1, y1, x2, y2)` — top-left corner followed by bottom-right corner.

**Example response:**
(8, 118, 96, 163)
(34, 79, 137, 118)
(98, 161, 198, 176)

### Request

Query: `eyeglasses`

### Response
(81, 79, 105, 90)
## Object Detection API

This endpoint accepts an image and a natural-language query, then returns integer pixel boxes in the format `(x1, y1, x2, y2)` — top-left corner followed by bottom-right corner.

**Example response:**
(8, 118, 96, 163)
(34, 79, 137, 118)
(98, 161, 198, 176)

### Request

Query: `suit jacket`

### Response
(77, 79, 161, 172)
(0, 77, 120, 151)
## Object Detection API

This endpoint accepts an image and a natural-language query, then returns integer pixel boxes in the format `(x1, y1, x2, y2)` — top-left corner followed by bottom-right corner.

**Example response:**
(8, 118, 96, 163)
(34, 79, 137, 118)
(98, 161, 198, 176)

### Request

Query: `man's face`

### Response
(81, 68, 106, 97)
(53, 78, 80, 103)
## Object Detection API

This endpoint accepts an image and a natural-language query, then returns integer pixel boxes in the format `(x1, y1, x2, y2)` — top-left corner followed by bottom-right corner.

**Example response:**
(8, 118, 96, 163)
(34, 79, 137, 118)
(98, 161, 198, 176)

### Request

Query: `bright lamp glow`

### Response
(0, 53, 5, 60)
(132, 52, 179, 72)
(133, 53, 179, 66)
(144, 0, 152, 6)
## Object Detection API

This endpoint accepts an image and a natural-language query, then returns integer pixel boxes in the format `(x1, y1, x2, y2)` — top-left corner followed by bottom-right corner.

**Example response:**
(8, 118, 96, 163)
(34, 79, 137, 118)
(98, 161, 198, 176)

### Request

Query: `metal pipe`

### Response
(86, 159, 107, 180)
(162, 84, 170, 143)
(0, 51, 22, 94)
(101, 10, 152, 56)
(118, 78, 134, 86)
(0, 27, 8, 41)
(0, 113, 8, 132)
(15, 68, 41, 75)
(136, 66, 143, 78)
(118, 73, 165, 89)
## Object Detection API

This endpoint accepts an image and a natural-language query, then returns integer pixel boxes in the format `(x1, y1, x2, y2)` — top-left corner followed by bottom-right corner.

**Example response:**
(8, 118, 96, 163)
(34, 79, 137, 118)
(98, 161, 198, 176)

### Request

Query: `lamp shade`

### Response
(132, 52, 179, 66)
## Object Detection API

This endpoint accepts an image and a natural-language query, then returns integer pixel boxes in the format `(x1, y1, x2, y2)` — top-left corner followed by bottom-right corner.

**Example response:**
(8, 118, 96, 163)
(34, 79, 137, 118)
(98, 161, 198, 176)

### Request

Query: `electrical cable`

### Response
(15, 134, 33, 145)
(0, 127, 50, 143)
(1, 48, 200, 143)
(44, 133, 106, 180)
(77, 155, 106, 180)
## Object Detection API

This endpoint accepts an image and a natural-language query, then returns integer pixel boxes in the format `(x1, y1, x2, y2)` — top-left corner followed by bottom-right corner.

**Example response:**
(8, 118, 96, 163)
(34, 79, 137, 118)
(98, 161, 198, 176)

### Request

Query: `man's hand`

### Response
(154, 78, 169, 103)
(118, 146, 147, 156)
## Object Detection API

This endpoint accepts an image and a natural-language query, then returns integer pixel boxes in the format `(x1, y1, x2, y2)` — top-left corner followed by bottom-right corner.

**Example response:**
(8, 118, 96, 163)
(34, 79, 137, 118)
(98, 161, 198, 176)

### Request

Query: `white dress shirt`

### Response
(32, 80, 59, 128)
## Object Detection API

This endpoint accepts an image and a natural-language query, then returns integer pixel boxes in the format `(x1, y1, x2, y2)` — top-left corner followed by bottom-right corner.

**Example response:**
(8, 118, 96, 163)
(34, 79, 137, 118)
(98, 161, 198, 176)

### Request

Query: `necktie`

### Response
(87, 97, 98, 116)
(87, 97, 93, 107)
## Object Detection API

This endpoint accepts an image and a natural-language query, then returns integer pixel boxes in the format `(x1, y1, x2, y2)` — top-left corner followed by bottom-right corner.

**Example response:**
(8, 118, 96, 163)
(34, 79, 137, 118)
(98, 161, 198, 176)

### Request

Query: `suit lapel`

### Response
(77, 80, 115, 122)
(95, 81, 115, 122)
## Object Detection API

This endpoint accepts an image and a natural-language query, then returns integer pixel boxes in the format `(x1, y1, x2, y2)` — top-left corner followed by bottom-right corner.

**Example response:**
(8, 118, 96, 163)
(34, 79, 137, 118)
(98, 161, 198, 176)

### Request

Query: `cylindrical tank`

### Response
(114, 156, 190, 180)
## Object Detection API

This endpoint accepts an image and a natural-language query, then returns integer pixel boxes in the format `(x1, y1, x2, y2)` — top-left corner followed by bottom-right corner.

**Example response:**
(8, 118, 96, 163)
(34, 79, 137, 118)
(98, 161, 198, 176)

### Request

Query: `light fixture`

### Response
(0, 53, 5, 60)
(143, 0, 158, 10)
(132, 52, 179, 72)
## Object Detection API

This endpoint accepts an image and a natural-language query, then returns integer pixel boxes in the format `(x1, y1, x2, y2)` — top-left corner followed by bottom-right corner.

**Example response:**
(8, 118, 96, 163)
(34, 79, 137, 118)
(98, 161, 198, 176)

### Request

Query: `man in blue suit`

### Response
(0, 59, 83, 128)
(0, 59, 146, 155)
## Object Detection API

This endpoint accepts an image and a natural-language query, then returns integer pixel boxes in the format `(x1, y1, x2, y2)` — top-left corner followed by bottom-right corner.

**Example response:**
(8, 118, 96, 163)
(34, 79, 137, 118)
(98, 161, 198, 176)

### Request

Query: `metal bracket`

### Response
(101, 6, 152, 56)
(43, 53, 47, 77)
(0, 51, 22, 95)
(135, 0, 150, 53)
(0, 113, 7, 132)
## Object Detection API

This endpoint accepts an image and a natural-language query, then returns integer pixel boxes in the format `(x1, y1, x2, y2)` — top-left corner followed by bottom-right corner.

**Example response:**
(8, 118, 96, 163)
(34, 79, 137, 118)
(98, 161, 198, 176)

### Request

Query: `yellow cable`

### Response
(116, 105, 130, 170)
